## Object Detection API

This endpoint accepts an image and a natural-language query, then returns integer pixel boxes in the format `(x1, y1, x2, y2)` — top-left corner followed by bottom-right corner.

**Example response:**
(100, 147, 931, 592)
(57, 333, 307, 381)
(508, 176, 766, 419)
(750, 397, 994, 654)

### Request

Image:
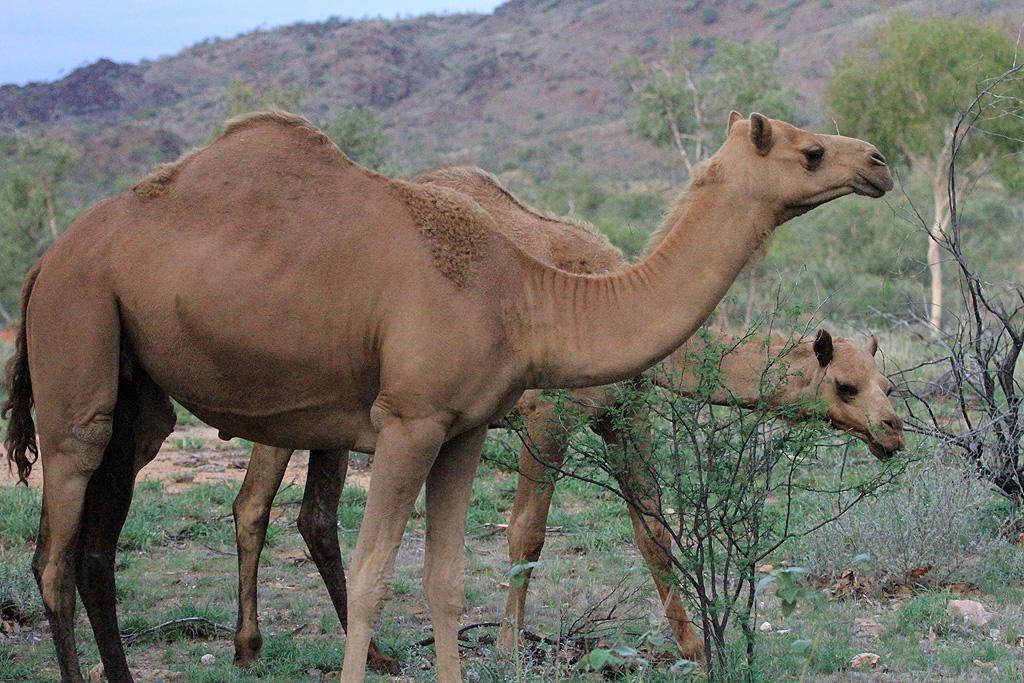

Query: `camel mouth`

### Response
(852, 172, 890, 198)
(829, 416, 901, 461)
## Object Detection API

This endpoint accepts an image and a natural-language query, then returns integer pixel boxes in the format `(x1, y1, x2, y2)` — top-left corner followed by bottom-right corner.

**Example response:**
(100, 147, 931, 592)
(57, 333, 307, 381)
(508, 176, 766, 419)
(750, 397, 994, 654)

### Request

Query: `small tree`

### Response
(511, 313, 905, 680)
(616, 40, 799, 174)
(0, 134, 79, 322)
(890, 63, 1024, 503)
(223, 81, 304, 121)
(323, 107, 390, 172)
(828, 16, 1021, 332)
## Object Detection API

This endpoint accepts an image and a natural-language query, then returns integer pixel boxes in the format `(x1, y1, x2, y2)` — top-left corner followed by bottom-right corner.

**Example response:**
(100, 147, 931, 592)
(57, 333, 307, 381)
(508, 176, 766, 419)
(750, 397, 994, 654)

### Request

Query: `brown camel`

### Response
(229, 166, 904, 668)
(2, 110, 892, 683)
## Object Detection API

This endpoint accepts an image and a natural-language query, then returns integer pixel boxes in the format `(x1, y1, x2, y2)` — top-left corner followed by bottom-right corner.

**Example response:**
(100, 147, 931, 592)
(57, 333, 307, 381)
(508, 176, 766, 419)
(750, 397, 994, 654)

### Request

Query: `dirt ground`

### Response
(0, 423, 373, 493)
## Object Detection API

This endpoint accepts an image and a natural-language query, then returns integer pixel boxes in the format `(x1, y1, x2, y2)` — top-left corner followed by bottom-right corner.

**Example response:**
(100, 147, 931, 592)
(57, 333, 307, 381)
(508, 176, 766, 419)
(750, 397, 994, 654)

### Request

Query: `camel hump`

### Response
(221, 110, 337, 149)
(391, 180, 495, 287)
(132, 111, 346, 201)
(415, 164, 624, 272)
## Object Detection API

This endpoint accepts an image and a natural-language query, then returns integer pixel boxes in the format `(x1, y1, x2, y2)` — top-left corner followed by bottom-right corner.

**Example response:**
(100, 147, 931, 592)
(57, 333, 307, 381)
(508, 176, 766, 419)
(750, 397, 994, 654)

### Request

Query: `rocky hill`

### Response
(1, 0, 1019, 203)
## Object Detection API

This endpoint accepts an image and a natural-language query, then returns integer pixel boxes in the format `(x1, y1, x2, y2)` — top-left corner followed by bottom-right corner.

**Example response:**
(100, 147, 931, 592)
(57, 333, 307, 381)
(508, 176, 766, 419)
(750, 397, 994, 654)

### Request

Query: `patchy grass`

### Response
(2, 427, 1024, 682)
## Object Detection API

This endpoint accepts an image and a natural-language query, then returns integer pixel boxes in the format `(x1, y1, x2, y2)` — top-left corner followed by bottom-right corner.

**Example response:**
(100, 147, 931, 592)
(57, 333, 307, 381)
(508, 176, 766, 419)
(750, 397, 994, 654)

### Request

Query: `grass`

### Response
(2, 425, 1024, 681)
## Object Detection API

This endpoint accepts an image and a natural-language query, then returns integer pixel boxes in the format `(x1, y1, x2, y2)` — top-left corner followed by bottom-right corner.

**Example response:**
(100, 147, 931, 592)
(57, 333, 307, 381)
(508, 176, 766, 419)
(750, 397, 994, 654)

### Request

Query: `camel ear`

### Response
(749, 112, 773, 155)
(866, 334, 878, 357)
(813, 329, 834, 367)
(727, 110, 743, 135)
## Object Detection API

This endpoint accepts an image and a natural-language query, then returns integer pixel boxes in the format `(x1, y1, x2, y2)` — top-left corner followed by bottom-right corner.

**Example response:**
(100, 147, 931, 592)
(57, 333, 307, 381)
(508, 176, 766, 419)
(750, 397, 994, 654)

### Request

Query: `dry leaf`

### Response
(909, 564, 933, 580)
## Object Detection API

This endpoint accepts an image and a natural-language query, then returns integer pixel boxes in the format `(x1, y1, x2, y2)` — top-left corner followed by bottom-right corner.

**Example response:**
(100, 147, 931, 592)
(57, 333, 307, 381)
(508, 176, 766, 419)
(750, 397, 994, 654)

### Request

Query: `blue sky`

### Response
(1, 1, 504, 86)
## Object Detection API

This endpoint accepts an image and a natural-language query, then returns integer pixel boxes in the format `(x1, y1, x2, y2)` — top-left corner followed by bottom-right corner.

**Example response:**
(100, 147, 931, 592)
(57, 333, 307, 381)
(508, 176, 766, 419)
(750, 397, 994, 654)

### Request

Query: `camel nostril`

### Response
(882, 417, 901, 431)
(869, 151, 887, 166)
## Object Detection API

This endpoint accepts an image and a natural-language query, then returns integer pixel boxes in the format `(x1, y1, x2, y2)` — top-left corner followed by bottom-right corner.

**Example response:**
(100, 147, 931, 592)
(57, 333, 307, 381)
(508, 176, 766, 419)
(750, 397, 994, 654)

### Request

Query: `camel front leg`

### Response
(423, 425, 487, 682)
(233, 445, 294, 666)
(340, 415, 447, 683)
(298, 449, 400, 675)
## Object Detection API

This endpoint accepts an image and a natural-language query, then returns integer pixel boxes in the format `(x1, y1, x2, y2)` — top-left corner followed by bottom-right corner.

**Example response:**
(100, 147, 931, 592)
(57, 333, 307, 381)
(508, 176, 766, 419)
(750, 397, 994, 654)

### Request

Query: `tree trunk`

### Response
(927, 161, 951, 334)
(743, 268, 758, 329)
(43, 179, 59, 242)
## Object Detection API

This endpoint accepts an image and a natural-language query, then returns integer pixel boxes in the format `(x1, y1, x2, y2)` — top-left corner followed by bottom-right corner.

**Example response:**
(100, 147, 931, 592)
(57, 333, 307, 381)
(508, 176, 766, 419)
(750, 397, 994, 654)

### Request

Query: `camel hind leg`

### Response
(75, 367, 175, 682)
(27, 289, 121, 682)
(497, 404, 568, 651)
(594, 409, 706, 662)
(298, 449, 401, 675)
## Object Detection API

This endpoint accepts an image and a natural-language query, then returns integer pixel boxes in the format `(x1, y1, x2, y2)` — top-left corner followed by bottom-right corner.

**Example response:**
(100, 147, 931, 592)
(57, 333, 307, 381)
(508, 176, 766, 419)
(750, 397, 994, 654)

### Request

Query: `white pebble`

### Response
(759, 622, 773, 632)
(200, 654, 216, 666)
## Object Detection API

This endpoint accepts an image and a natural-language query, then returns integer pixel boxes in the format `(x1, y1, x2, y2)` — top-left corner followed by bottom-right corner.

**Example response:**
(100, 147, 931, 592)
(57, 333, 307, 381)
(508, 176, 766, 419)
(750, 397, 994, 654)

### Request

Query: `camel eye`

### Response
(836, 381, 858, 400)
(803, 146, 825, 169)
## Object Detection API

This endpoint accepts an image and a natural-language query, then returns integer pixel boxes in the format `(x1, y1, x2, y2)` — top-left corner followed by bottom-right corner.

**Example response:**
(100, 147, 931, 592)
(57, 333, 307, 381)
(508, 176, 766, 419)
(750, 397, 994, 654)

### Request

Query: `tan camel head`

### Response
(721, 112, 893, 222)
(805, 329, 904, 460)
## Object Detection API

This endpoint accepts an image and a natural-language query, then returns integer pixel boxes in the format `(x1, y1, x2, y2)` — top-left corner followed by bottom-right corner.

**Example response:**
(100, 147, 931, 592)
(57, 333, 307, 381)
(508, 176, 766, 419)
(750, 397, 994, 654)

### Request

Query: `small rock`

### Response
(759, 622, 773, 632)
(229, 458, 249, 470)
(947, 599, 994, 628)
(307, 668, 323, 679)
(850, 652, 880, 669)
(89, 664, 104, 683)
(756, 563, 773, 573)
(200, 653, 217, 666)
(927, 627, 938, 641)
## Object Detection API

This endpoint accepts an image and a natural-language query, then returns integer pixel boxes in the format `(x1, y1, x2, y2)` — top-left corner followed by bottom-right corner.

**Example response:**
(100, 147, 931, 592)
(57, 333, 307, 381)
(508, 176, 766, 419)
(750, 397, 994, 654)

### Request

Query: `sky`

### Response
(0, 1, 504, 86)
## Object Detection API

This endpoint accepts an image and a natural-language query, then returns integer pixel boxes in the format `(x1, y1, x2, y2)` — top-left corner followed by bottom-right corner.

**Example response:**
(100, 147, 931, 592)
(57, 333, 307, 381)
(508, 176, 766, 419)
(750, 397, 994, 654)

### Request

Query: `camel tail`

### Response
(2, 262, 41, 485)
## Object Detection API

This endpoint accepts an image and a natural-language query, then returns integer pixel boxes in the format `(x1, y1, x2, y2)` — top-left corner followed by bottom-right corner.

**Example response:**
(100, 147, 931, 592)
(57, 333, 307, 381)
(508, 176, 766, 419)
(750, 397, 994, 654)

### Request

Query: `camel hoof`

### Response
(679, 641, 706, 662)
(367, 646, 401, 675)
(232, 647, 261, 669)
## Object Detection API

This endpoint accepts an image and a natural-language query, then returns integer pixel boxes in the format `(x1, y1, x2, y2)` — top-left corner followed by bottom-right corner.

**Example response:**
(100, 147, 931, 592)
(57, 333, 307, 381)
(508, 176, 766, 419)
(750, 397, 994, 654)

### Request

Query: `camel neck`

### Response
(649, 334, 819, 408)
(521, 178, 775, 389)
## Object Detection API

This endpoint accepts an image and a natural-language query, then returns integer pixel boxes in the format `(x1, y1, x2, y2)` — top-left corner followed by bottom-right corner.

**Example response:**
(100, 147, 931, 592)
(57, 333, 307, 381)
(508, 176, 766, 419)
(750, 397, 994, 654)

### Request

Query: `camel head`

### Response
(802, 330, 905, 460)
(719, 112, 893, 223)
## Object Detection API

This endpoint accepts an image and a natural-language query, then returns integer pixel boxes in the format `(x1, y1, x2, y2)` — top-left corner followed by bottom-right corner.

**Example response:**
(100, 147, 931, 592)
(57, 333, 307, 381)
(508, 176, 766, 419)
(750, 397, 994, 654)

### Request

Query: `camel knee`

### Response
(297, 505, 337, 554)
(60, 415, 114, 475)
(232, 498, 271, 551)
(506, 513, 547, 561)
(348, 576, 392, 624)
(424, 571, 463, 620)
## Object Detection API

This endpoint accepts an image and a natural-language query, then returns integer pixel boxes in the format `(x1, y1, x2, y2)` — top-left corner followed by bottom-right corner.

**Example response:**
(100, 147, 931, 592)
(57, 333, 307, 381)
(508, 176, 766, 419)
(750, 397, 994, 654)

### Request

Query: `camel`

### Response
(2, 110, 892, 683)
(229, 166, 904, 669)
